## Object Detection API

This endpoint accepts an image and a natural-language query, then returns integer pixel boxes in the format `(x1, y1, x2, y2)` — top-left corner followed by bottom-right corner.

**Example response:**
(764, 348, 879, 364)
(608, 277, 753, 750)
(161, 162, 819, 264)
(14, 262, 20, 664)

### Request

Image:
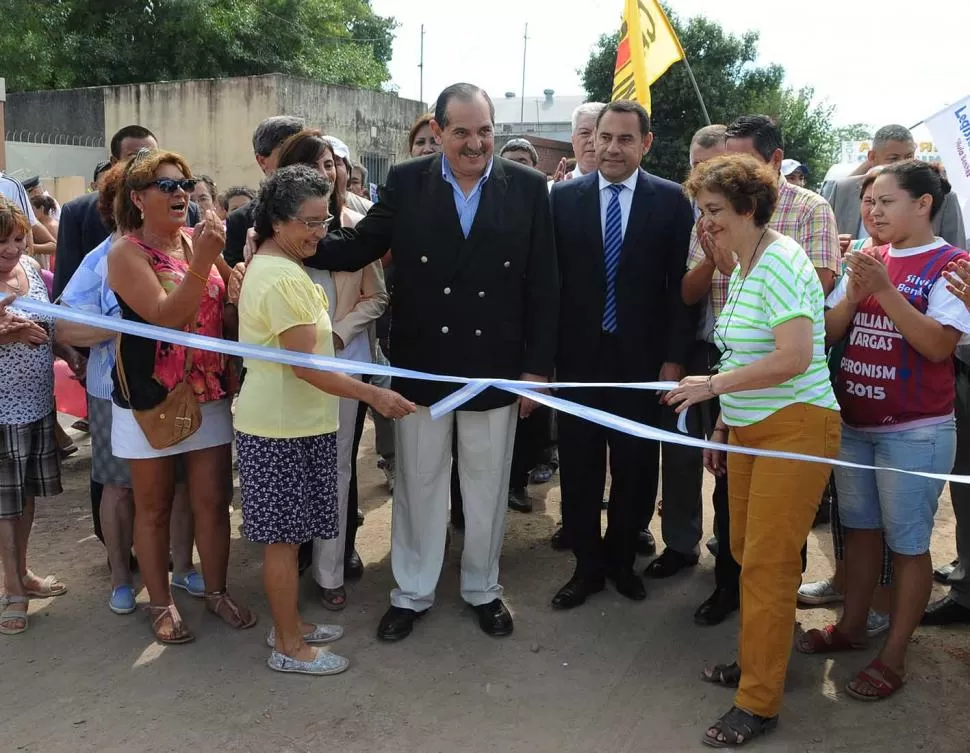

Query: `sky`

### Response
(370, 0, 970, 132)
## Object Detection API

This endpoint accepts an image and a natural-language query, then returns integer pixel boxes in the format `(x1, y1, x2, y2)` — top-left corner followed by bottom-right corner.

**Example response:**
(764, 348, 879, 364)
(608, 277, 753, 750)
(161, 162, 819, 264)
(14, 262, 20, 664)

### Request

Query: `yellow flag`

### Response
(611, 0, 685, 114)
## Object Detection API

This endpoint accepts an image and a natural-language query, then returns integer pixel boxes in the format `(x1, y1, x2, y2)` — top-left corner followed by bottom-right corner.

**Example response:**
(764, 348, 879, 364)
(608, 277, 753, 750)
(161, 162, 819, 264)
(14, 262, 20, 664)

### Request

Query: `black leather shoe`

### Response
(644, 549, 700, 579)
(607, 569, 646, 601)
(508, 488, 533, 513)
(472, 599, 514, 637)
(550, 526, 571, 551)
(694, 587, 740, 626)
(635, 529, 656, 557)
(921, 595, 970, 626)
(934, 559, 959, 584)
(344, 550, 364, 580)
(377, 606, 427, 642)
(552, 574, 606, 609)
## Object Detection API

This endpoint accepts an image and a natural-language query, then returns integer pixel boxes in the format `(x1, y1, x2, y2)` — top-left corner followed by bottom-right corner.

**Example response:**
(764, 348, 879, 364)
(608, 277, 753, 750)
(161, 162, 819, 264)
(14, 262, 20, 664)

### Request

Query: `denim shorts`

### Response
(834, 420, 956, 555)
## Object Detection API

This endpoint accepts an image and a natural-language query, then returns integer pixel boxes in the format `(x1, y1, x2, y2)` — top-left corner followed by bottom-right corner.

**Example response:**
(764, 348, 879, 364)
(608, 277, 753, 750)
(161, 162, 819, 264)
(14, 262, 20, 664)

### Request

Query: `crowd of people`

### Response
(1, 80, 969, 747)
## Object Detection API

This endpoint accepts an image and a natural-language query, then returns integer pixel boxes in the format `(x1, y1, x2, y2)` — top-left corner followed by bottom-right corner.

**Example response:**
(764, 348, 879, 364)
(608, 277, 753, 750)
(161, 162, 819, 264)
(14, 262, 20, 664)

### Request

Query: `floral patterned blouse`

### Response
(111, 232, 229, 411)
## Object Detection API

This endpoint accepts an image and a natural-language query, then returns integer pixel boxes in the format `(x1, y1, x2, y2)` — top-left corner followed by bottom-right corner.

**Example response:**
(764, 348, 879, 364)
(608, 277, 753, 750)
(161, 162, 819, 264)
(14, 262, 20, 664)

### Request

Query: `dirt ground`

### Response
(2, 415, 969, 753)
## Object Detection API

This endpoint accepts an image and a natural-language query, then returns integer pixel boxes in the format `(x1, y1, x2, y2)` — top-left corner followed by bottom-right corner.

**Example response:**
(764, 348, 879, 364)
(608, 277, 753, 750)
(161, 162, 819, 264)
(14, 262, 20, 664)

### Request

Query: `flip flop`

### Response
(25, 574, 67, 598)
(796, 624, 866, 654)
(846, 659, 905, 702)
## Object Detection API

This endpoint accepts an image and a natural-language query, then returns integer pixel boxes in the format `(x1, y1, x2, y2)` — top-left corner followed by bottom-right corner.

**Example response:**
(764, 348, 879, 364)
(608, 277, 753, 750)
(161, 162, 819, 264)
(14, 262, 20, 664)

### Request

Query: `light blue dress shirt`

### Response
(441, 156, 493, 238)
(59, 236, 120, 401)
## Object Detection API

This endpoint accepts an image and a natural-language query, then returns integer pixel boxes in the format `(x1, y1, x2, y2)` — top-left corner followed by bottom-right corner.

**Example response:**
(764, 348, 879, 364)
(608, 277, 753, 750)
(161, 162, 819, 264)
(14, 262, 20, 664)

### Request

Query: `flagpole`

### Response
(680, 55, 711, 126)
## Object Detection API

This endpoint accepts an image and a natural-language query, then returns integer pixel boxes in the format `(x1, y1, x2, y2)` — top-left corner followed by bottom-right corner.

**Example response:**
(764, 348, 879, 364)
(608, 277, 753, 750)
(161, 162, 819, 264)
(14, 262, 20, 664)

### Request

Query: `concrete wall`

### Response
(6, 87, 104, 143)
(9, 75, 426, 192)
(276, 76, 426, 181)
(4, 142, 106, 187)
(103, 76, 279, 191)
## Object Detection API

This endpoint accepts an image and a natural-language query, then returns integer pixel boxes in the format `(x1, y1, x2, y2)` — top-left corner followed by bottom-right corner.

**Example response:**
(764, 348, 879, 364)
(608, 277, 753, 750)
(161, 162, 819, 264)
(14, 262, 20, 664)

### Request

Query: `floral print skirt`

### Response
(236, 431, 338, 545)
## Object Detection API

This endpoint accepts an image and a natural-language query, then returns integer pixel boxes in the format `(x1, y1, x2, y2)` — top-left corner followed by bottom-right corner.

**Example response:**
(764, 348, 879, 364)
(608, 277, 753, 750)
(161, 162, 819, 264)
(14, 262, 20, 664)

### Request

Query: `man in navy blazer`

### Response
(550, 100, 694, 609)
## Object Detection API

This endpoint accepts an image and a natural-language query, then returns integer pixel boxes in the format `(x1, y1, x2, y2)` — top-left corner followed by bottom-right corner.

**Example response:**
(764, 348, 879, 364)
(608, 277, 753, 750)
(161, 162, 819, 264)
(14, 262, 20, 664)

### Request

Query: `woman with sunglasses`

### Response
(107, 149, 253, 644)
(665, 154, 841, 748)
(235, 165, 413, 675)
(799, 161, 970, 701)
(275, 130, 389, 610)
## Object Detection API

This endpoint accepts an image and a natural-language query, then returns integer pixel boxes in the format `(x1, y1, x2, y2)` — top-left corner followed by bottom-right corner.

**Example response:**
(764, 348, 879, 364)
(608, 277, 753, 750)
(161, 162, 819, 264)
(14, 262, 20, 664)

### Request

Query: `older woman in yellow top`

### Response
(234, 165, 414, 677)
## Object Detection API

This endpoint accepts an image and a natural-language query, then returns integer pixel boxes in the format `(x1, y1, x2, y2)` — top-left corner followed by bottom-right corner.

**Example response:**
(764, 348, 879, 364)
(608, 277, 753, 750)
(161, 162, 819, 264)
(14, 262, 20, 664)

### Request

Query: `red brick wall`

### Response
(496, 135, 572, 177)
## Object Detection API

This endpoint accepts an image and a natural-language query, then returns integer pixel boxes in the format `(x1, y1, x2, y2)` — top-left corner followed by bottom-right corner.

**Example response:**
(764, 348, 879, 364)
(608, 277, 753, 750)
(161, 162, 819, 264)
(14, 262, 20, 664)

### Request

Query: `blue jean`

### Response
(835, 420, 956, 555)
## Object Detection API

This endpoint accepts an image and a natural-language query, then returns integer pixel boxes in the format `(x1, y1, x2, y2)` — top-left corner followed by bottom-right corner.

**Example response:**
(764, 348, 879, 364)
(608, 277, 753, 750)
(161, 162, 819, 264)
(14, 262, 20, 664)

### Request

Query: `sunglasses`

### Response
(144, 178, 199, 194)
(294, 216, 334, 231)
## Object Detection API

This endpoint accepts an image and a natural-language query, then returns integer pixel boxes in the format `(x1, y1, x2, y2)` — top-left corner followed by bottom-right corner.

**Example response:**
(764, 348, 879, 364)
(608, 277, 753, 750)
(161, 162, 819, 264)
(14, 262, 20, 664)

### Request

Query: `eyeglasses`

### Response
(293, 216, 334, 231)
(144, 178, 199, 194)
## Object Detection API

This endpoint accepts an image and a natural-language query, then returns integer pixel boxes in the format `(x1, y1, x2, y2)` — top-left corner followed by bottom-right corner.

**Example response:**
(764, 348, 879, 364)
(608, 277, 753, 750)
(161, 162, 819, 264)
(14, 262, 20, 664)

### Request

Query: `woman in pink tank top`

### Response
(107, 149, 254, 645)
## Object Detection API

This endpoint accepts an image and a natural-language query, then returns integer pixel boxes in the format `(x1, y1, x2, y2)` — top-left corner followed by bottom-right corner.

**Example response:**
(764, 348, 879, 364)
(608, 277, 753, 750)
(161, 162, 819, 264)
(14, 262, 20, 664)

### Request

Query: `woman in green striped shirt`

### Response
(666, 153, 841, 748)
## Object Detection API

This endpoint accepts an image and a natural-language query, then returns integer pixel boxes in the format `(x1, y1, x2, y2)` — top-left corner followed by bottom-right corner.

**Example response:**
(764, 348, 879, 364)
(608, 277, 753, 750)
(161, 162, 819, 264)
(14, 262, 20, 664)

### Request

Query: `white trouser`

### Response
(390, 404, 517, 611)
(312, 391, 360, 589)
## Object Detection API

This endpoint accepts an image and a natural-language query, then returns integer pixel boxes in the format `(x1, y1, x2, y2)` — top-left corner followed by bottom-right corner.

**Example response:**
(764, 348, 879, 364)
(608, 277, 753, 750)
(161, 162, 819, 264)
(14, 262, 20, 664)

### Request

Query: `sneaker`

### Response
(266, 623, 344, 648)
(377, 457, 395, 494)
(171, 569, 205, 598)
(867, 609, 890, 637)
(797, 579, 843, 606)
(109, 585, 137, 615)
(267, 647, 350, 676)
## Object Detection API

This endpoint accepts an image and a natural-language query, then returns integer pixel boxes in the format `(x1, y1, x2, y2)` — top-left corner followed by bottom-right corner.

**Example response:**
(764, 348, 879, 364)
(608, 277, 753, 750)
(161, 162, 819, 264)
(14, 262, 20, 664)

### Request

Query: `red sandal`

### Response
(796, 624, 866, 654)
(846, 659, 905, 702)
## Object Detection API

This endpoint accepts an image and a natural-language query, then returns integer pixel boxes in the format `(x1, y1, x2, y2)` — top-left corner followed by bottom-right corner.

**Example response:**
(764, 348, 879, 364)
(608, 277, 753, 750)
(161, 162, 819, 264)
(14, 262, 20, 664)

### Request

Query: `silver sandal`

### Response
(266, 623, 344, 648)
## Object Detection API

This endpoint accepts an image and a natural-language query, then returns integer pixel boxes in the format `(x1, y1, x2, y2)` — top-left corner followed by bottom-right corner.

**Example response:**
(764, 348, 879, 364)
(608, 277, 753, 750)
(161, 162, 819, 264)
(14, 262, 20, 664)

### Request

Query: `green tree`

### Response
(0, 0, 397, 92)
(580, 10, 839, 187)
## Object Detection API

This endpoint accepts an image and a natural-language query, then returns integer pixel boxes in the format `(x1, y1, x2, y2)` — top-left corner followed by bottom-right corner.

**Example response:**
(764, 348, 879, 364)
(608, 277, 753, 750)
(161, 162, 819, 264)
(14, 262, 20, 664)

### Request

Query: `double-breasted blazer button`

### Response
(441, 326, 449, 334)
(444, 287, 451, 295)
(503, 261, 511, 268)
(475, 329, 482, 337)
(478, 291, 486, 298)
(421, 255, 429, 263)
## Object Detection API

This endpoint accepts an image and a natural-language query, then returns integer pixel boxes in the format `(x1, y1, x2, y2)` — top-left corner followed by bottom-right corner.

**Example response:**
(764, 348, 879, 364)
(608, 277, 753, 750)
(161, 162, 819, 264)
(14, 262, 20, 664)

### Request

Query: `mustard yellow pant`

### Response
(727, 402, 841, 718)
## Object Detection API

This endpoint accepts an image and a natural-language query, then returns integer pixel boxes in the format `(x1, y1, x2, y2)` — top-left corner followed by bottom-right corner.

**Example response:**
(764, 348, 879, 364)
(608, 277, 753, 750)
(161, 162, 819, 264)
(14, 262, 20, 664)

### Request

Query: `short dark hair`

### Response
(595, 100, 651, 137)
(500, 138, 539, 167)
(684, 153, 779, 228)
(880, 159, 952, 220)
(195, 174, 217, 200)
(29, 194, 56, 215)
(725, 115, 784, 163)
(434, 83, 495, 129)
(252, 165, 333, 244)
(109, 125, 156, 160)
(858, 167, 885, 200)
(93, 160, 111, 184)
(252, 116, 305, 158)
(277, 129, 333, 171)
(219, 185, 256, 212)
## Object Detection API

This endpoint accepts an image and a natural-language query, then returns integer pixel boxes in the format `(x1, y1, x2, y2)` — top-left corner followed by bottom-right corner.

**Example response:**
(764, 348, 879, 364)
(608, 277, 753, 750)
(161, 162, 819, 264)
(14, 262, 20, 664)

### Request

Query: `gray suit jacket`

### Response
(826, 175, 966, 248)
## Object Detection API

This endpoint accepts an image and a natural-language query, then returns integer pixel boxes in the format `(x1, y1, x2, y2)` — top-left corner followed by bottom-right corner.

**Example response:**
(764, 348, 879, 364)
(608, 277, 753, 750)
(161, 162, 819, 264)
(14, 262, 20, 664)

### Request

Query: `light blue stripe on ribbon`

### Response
(19, 297, 970, 483)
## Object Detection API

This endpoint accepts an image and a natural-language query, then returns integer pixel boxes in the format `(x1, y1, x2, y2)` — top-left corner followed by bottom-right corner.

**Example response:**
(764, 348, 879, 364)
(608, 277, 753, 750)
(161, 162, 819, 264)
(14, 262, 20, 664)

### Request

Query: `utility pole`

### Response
(418, 24, 425, 105)
(519, 23, 528, 124)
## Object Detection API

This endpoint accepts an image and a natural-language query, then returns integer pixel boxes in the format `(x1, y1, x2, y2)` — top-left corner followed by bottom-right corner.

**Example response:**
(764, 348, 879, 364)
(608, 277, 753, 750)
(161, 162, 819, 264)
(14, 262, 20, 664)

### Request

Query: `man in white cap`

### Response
(781, 158, 808, 188)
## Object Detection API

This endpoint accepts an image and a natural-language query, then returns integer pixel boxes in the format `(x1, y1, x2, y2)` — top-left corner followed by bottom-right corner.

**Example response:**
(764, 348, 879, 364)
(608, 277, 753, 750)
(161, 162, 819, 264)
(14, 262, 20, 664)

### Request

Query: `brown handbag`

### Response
(115, 337, 201, 450)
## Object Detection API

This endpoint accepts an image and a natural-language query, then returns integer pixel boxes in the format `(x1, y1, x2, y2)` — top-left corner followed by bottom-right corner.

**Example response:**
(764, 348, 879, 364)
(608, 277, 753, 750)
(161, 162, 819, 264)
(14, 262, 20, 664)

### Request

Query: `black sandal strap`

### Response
(708, 707, 777, 747)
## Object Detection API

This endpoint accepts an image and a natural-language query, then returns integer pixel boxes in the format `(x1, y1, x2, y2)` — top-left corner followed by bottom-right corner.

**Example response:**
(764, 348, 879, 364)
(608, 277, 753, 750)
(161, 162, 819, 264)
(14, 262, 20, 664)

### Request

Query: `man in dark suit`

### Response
(303, 83, 559, 641)
(550, 100, 694, 609)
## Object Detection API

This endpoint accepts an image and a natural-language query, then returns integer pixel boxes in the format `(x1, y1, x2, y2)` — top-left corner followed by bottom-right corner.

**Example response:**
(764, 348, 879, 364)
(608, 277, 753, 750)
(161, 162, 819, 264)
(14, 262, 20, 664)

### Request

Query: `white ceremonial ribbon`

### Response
(17, 298, 970, 484)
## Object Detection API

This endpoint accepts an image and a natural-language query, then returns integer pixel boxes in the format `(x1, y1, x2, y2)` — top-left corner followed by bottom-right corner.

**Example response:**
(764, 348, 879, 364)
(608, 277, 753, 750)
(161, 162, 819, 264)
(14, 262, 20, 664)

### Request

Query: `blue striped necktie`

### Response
(602, 183, 624, 333)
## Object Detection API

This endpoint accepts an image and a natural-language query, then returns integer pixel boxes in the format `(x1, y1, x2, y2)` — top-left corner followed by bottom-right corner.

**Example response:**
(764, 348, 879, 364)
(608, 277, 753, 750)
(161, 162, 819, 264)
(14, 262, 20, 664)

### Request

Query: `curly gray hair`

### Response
(252, 165, 332, 243)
